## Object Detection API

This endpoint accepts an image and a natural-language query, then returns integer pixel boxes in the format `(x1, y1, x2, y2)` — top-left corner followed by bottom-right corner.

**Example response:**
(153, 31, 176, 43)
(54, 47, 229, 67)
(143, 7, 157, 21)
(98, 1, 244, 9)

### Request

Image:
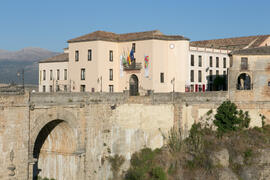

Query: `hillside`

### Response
(0, 48, 59, 85)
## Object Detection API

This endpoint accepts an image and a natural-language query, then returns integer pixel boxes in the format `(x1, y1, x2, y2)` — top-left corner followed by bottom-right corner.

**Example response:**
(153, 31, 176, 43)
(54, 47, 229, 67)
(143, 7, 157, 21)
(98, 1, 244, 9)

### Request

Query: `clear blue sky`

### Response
(0, 0, 269, 52)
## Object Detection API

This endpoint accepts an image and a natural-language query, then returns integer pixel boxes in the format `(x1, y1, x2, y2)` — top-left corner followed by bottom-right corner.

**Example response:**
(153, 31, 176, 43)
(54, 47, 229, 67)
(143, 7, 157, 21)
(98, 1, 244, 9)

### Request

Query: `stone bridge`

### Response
(0, 91, 268, 180)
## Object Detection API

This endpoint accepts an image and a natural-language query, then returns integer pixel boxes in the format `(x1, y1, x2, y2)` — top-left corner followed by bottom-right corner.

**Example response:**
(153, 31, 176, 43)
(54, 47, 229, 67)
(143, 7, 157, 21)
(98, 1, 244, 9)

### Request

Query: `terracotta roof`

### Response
(231, 46, 270, 55)
(39, 53, 68, 63)
(190, 35, 270, 50)
(67, 30, 189, 43)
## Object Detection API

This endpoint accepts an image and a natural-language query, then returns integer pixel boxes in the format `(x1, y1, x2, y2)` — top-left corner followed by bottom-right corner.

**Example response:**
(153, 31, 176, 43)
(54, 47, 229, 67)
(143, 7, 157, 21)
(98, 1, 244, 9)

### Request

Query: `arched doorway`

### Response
(237, 73, 251, 90)
(129, 74, 139, 96)
(32, 120, 78, 180)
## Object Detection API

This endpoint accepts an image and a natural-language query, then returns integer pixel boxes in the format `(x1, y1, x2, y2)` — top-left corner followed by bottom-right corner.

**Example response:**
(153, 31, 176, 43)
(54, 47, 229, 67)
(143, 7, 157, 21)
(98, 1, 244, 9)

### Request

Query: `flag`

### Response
(130, 49, 135, 61)
(127, 55, 131, 65)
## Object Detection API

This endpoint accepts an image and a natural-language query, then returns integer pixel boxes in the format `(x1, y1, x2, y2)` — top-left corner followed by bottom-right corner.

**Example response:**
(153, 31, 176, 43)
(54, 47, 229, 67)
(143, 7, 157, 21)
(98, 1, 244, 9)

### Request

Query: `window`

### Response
(223, 58, 226, 68)
(50, 85, 53, 92)
(43, 70, 46, 80)
(216, 57, 219, 67)
(190, 70, 194, 82)
(216, 70, 219, 76)
(50, 70, 53, 80)
(209, 70, 213, 81)
(241, 57, 248, 70)
(80, 85, 85, 92)
(43, 85, 46, 92)
(56, 85, 60, 92)
(198, 70, 202, 82)
(109, 85, 114, 92)
(132, 43, 136, 52)
(160, 73, 164, 83)
(109, 50, 113, 61)
(64, 69, 67, 80)
(198, 56, 202, 67)
(40, 71, 42, 82)
(64, 85, 67, 92)
(75, 50, 79, 61)
(109, 69, 113, 80)
(81, 68, 85, 80)
(209, 56, 213, 67)
(57, 69, 60, 80)
(88, 49, 92, 61)
(223, 71, 226, 76)
(91, 88, 95, 92)
(190, 85, 194, 92)
(191, 55, 194, 66)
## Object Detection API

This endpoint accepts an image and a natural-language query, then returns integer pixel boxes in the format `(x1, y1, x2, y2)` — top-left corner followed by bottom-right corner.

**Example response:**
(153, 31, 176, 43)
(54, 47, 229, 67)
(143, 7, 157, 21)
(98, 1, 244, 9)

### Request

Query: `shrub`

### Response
(125, 148, 167, 180)
(108, 154, 125, 179)
(186, 123, 205, 156)
(167, 128, 182, 154)
(214, 100, 250, 135)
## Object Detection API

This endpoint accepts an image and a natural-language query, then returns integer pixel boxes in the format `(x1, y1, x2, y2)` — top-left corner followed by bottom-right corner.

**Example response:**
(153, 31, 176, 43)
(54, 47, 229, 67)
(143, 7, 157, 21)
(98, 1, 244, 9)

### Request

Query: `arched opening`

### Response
(237, 73, 251, 90)
(129, 74, 139, 96)
(33, 120, 77, 180)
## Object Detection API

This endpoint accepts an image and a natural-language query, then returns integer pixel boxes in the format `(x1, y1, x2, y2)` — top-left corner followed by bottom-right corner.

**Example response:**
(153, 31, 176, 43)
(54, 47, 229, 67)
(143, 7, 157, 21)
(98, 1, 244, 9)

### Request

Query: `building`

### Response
(188, 34, 270, 92)
(40, 30, 190, 94)
(39, 31, 270, 94)
(229, 46, 270, 102)
(39, 53, 69, 92)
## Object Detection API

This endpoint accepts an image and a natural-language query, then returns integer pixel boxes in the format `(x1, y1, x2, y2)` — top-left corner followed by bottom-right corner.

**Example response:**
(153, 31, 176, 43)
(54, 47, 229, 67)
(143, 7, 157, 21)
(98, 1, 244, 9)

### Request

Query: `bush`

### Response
(214, 100, 250, 135)
(125, 148, 167, 180)
(167, 128, 182, 154)
(108, 154, 125, 179)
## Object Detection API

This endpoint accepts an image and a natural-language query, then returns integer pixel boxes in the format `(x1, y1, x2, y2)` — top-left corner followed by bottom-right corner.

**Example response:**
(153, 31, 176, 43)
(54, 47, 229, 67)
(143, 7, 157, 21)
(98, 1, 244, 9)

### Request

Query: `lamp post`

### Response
(17, 69, 24, 91)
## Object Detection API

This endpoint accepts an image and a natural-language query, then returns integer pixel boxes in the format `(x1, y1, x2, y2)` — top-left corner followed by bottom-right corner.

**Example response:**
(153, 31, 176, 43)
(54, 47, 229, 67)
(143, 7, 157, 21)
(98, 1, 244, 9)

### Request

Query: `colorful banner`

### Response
(120, 55, 124, 77)
(144, 55, 149, 78)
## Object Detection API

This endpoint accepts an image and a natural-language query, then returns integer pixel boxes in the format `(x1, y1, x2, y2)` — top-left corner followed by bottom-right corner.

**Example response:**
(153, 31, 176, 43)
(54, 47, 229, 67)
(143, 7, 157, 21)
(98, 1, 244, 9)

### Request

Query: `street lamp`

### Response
(17, 69, 24, 91)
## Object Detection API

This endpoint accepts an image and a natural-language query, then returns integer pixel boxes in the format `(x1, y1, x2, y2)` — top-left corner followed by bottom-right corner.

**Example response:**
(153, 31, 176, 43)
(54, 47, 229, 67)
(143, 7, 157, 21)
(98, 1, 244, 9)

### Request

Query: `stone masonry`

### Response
(0, 91, 268, 180)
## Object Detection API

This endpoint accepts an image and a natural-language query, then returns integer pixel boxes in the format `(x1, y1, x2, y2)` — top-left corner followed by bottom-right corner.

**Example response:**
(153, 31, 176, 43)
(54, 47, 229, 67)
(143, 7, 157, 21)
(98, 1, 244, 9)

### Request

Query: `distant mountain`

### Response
(0, 47, 59, 85)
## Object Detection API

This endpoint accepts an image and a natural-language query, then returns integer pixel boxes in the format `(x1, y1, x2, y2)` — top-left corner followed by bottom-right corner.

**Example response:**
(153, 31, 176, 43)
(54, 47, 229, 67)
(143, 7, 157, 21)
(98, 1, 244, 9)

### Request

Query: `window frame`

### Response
(190, 70, 194, 82)
(160, 72, 164, 83)
(88, 49, 92, 61)
(109, 85, 114, 92)
(216, 57, 219, 68)
(198, 70, 202, 82)
(81, 68, 85, 80)
(75, 50, 79, 61)
(191, 54, 194, 66)
(198, 55, 202, 67)
(109, 69, 113, 81)
(109, 50, 113, 62)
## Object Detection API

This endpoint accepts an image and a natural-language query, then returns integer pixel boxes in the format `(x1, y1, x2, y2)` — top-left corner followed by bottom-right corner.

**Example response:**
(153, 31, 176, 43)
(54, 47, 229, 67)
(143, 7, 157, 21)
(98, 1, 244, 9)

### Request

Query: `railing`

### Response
(0, 85, 24, 93)
(124, 62, 142, 71)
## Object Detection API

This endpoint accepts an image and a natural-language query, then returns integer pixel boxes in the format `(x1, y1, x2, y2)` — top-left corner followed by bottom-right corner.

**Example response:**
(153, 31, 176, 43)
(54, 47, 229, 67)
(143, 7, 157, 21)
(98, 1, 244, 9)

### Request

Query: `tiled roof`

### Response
(190, 35, 270, 50)
(39, 53, 68, 63)
(68, 30, 189, 43)
(231, 46, 270, 55)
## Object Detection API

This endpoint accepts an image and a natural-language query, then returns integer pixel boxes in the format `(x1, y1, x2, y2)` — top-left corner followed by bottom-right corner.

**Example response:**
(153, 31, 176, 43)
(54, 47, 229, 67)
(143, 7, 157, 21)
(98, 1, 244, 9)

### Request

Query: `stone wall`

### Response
(0, 91, 267, 180)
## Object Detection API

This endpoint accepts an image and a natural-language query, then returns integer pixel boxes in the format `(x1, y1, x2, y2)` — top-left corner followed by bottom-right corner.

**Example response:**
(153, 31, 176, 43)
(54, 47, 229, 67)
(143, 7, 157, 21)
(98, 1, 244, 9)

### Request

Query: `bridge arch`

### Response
(30, 109, 84, 180)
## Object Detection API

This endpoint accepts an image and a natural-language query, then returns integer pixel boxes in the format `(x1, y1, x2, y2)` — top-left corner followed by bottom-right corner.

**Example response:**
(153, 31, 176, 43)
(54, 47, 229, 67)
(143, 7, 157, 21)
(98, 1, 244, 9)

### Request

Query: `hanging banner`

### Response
(144, 55, 149, 78)
(120, 55, 124, 77)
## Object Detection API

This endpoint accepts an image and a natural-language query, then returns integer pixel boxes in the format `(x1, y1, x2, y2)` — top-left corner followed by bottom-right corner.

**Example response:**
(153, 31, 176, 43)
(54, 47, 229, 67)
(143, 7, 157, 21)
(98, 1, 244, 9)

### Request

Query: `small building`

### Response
(39, 53, 69, 92)
(229, 46, 270, 102)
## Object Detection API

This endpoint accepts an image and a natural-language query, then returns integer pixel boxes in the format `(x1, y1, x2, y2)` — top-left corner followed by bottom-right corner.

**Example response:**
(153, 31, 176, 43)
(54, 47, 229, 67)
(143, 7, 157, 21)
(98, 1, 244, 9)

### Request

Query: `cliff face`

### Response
(121, 126, 270, 180)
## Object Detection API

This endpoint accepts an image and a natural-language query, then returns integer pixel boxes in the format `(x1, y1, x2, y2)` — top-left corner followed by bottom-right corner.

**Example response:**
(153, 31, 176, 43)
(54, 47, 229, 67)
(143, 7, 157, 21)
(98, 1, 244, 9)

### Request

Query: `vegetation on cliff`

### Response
(115, 100, 270, 180)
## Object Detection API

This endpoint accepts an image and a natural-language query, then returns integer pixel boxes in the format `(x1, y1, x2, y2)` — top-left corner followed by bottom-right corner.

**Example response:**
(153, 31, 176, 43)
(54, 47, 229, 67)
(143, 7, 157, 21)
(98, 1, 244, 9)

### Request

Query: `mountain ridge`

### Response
(0, 47, 60, 85)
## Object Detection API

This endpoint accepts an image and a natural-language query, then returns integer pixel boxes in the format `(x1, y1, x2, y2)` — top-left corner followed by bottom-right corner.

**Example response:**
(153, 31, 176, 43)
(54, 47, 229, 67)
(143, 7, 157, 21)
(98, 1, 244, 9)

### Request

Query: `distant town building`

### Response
(39, 31, 270, 94)
(229, 46, 270, 102)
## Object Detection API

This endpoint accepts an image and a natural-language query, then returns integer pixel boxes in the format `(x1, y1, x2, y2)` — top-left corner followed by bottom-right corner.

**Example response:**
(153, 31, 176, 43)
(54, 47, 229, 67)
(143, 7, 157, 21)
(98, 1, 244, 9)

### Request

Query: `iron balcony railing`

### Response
(124, 62, 142, 71)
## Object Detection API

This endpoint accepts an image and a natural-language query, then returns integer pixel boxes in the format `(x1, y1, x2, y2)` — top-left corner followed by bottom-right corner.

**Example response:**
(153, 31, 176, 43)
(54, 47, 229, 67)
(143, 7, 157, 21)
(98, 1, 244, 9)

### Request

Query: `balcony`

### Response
(124, 62, 142, 71)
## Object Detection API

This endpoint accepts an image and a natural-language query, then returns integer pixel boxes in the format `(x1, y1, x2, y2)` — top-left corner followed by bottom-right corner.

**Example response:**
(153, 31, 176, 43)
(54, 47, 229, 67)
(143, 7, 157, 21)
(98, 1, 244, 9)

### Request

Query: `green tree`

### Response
(214, 100, 250, 134)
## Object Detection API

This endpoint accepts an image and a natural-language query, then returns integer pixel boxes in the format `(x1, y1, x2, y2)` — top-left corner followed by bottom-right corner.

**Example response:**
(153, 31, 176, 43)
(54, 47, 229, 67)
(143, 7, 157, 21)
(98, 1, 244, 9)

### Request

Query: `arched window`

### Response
(237, 73, 251, 90)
